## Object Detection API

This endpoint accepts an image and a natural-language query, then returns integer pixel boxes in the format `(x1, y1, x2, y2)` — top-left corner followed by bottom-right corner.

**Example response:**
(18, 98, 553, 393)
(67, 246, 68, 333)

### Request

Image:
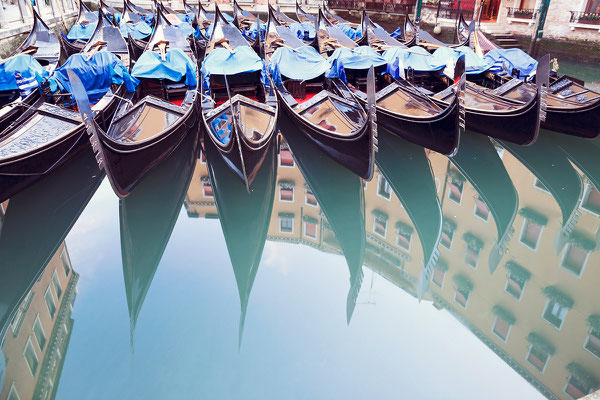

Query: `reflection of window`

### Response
(52, 271, 62, 300)
(584, 316, 600, 359)
(377, 174, 391, 200)
(585, 0, 600, 13)
(279, 143, 294, 167)
(463, 233, 483, 269)
(581, 185, 600, 215)
(518, 208, 547, 250)
(395, 221, 413, 252)
(491, 305, 515, 342)
(563, 363, 598, 399)
(201, 177, 213, 198)
(278, 213, 294, 234)
(45, 287, 56, 319)
(304, 185, 317, 206)
(24, 338, 39, 376)
(11, 290, 34, 336)
(279, 181, 295, 202)
(8, 384, 20, 400)
(303, 216, 318, 239)
(561, 234, 592, 277)
(453, 274, 473, 309)
(432, 260, 448, 288)
(372, 210, 388, 238)
(441, 217, 456, 249)
(448, 176, 464, 204)
(473, 196, 489, 221)
(542, 286, 573, 330)
(504, 261, 530, 300)
(61, 248, 71, 277)
(526, 332, 554, 373)
(33, 316, 46, 351)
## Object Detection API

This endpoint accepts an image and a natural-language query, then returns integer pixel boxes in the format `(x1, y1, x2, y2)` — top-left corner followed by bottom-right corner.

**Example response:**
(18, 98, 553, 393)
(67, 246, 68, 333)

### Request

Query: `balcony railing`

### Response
(327, 0, 416, 14)
(507, 7, 538, 19)
(570, 11, 600, 24)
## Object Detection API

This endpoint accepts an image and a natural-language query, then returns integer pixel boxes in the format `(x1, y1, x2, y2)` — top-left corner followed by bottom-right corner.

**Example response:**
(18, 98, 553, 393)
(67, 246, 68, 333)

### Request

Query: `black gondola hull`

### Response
(543, 98, 600, 138)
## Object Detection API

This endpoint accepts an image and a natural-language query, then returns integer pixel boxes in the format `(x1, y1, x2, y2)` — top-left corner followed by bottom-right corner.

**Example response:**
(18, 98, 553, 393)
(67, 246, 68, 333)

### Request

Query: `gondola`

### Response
(183, 0, 199, 19)
(348, 11, 465, 155)
(296, 1, 316, 23)
(471, 30, 600, 138)
(375, 129, 442, 299)
(70, 5, 200, 197)
(121, 128, 198, 343)
(456, 12, 470, 43)
(232, 0, 263, 55)
(450, 132, 519, 273)
(0, 8, 62, 132)
(100, 0, 122, 25)
(60, 0, 99, 57)
(122, 0, 153, 62)
(269, 3, 314, 43)
(203, 131, 277, 345)
(322, 5, 363, 42)
(499, 136, 583, 254)
(201, 6, 278, 190)
(265, 7, 375, 179)
(415, 14, 473, 50)
(126, 0, 154, 24)
(278, 112, 366, 323)
(549, 131, 600, 192)
(0, 149, 103, 339)
(400, 12, 417, 47)
(0, 8, 133, 203)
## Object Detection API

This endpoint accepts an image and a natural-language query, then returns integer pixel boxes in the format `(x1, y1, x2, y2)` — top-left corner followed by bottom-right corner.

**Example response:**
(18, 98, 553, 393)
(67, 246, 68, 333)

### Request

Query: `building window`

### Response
(279, 180, 295, 202)
(278, 213, 294, 234)
(491, 305, 515, 342)
(24, 338, 39, 376)
(581, 184, 600, 215)
(303, 216, 318, 239)
(526, 332, 554, 373)
(563, 363, 598, 400)
(33, 316, 46, 351)
(45, 287, 56, 319)
(560, 232, 594, 277)
(463, 232, 484, 269)
(447, 170, 465, 204)
(304, 185, 317, 206)
(371, 210, 388, 238)
(504, 261, 531, 300)
(432, 260, 448, 288)
(200, 150, 206, 164)
(453, 274, 473, 309)
(279, 143, 294, 167)
(473, 196, 489, 221)
(518, 208, 547, 250)
(11, 290, 34, 336)
(376, 174, 391, 200)
(395, 221, 413, 252)
(584, 0, 600, 13)
(440, 217, 456, 249)
(52, 270, 63, 300)
(201, 177, 213, 198)
(8, 383, 20, 400)
(60, 248, 71, 277)
(584, 315, 600, 359)
(542, 286, 574, 330)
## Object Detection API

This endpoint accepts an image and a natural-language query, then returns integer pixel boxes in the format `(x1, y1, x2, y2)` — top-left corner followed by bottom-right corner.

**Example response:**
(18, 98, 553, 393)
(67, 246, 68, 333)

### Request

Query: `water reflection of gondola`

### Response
(375, 129, 441, 298)
(499, 136, 583, 253)
(0, 151, 103, 337)
(279, 113, 365, 323)
(120, 130, 199, 342)
(547, 131, 600, 191)
(451, 133, 518, 273)
(204, 132, 277, 345)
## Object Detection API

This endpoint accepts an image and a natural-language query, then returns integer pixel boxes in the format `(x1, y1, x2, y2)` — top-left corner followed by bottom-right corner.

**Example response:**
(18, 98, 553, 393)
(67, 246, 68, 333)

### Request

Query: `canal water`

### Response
(0, 67, 599, 400)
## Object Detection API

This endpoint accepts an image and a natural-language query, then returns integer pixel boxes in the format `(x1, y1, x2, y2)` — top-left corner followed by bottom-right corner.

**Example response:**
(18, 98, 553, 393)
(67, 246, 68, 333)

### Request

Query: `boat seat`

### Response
(165, 82, 187, 101)
(284, 80, 306, 99)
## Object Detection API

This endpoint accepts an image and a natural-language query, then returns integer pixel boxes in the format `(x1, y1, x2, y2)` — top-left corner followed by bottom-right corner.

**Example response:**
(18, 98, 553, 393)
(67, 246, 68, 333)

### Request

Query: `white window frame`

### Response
(304, 192, 318, 207)
(278, 216, 294, 234)
(448, 181, 463, 205)
(52, 270, 62, 299)
(491, 316, 512, 343)
(559, 242, 590, 278)
(23, 337, 39, 377)
(473, 198, 490, 222)
(376, 174, 392, 201)
(580, 184, 600, 216)
(372, 216, 387, 239)
(8, 383, 20, 400)
(60, 248, 71, 277)
(202, 181, 213, 198)
(518, 217, 544, 251)
(45, 286, 56, 319)
(303, 220, 317, 239)
(563, 373, 593, 400)
(526, 344, 549, 374)
(278, 148, 295, 168)
(279, 187, 294, 203)
(32, 314, 46, 351)
(504, 276, 525, 301)
(440, 229, 454, 250)
(542, 299, 568, 330)
(395, 231, 412, 252)
(454, 289, 470, 309)
(432, 269, 445, 288)
(464, 246, 479, 270)
(583, 330, 600, 360)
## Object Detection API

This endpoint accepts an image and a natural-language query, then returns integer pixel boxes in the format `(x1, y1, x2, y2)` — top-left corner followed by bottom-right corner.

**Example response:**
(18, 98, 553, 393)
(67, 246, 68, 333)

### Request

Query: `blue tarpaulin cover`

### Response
(201, 46, 265, 89)
(432, 46, 491, 75)
(120, 20, 152, 40)
(0, 54, 48, 91)
(383, 46, 445, 76)
(483, 48, 538, 77)
(177, 12, 194, 23)
(67, 21, 98, 40)
(132, 48, 198, 87)
(289, 22, 315, 41)
(391, 26, 402, 39)
(51, 51, 138, 101)
(328, 46, 386, 72)
(173, 21, 196, 38)
(242, 22, 266, 40)
(267, 46, 330, 85)
(338, 23, 362, 40)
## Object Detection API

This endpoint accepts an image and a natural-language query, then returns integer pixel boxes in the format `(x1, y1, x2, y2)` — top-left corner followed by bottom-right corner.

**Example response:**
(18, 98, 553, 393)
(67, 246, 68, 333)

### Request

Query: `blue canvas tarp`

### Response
(173, 21, 196, 38)
(132, 48, 197, 87)
(328, 46, 387, 70)
(267, 46, 330, 85)
(382, 46, 445, 77)
(51, 51, 138, 101)
(242, 22, 266, 40)
(483, 48, 538, 77)
(0, 54, 49, 91)
(432, 46, 492, 75)
(67, 21, 98, 40)
(201, 46, 265, 89)
(120, 20, 152, 40)
(338, 23, 361, 40)
(289, 21, 315, 41)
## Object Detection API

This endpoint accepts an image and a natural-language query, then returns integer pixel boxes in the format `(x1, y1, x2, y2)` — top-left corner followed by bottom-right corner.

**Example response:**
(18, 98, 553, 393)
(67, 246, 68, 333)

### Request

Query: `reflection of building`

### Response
(0, 243, 79, 400)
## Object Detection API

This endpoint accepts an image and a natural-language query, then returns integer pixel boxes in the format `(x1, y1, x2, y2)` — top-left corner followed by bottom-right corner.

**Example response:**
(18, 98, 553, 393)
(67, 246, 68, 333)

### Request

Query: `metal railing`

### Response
(327, 0, 416, 14)
(506, 7, 538, 19)
(570, 10, 600, 24)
